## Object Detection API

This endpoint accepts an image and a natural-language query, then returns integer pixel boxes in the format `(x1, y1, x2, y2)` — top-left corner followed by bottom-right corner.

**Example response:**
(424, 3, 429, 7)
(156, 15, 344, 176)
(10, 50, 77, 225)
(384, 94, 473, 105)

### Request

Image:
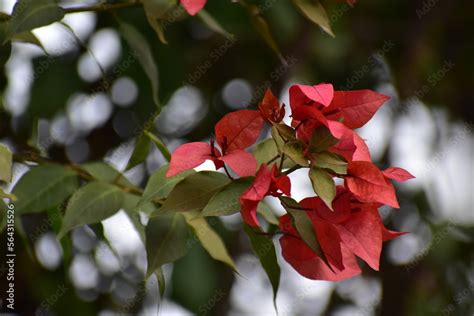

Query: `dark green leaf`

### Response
(0, 144, 12, 182)
(139, 164, 195, 208)
(145, 212, 191, 278)
(244, 225, 280, 308)
(58, 182, 125, 238)
(184, 213, 238, 271)
(279, 196, 332, 268)
(9, 0, 65, 35)
(309, 126, 338, 153)
(292, 0, 334, 37)
(144, 130, 171, 161)
(126, 132, 151, 171)
(201, 177, 253, 217)
(283, 141, 309, 166)
(308, 167, 336, 210)
(159, 171, 230, 213)
(12, 165, 79, 215)
(197, 10, 231, 38)
(119, 20, 160, 109)
(82, 161, 135, 188)
(12, 31, 45, 51)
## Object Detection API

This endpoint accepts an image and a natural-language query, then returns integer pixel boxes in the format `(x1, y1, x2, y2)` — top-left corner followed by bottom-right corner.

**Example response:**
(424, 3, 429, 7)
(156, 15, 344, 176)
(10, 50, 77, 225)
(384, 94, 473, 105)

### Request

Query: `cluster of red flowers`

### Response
(167, 83, 413, 281)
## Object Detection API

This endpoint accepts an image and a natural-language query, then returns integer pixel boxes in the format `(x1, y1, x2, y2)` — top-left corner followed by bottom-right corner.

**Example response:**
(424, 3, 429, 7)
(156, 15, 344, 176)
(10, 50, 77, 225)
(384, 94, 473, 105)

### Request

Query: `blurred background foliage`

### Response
(0, 0, 473, 315)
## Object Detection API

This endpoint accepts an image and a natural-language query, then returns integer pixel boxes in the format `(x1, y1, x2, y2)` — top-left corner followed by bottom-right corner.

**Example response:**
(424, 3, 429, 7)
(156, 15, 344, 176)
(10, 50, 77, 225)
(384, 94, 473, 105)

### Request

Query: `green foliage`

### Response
(8, 0, 65, 35)
(12, 165, 79, 215)
(201, 177, 253, 217)
(292, 0, 334, 37)
(309, 167, 336, 210)
(58, 182, 125, 238)
(159, 171, 230, 213)
(145, 212, 191, 277)
(0, 144, 12, 182)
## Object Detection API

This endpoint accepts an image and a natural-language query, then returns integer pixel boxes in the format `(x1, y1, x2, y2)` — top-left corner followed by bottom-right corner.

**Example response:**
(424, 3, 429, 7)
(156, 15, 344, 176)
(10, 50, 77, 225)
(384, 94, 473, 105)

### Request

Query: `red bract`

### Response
(382, 167, 415, 182)
(258, 89, 285, 123)
(215, 110, 264, 152)
(289, 83, 389, 158)
(180, 0, 207, 16)
(344, 161, 412, 208)
(167, 110, 263, 177)
(279, 187, 404, 281)
(240, 164, 291, 227)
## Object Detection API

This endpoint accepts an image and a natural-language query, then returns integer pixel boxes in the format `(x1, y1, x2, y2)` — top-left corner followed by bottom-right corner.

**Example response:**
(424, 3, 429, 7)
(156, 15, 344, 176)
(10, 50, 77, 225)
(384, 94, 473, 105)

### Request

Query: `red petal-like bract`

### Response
(346, 161, 399, 208)
(239, 164, 291, 227)
(383, 167, 415, 182)
(215, 110, 264, 152)
(180, 0, 207, 16)
(334, 210, 382, 270)
(220, 150, 257, 177)
(325, 90, 390, 129)
(279, 215, 361, 281)
(167, 142, 215, 177)
(290, 83, 334, 109)
(327, 120, 372, 162)
(259, 89, 285, 123)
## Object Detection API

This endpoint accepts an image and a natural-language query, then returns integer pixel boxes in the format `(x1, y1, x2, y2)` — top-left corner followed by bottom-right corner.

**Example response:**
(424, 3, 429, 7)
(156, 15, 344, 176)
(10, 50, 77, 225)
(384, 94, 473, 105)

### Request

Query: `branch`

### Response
(63, 1, 142, 14)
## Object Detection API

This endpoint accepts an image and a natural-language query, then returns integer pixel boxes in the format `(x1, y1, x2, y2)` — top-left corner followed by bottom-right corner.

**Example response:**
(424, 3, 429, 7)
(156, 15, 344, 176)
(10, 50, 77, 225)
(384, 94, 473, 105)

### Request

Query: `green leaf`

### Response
(309, 126, 338, 153)
(119, 20, 160, 109)
(139, 164, 195, 208)
(9, 0, 65, 35)
(184, 213, 238, 272)
(292, 0, 334, 37)
(201, 177, 253, 217)
(241, 2, 284, 62)
(155, 268, 166, 298)
(197, 10, 231, 38)
(58, 182, 125, 238)
(126, 132, 151, 171)
(159, 171, 230, 213)
(12, 165, 79, 215)
(122, 193, 146, 243)
(311, 151, 348, 175)
(271, 124, 297, 153)
(11, 30, 46, 51)
(82, 161, 135, 188)
(0, 200, 7, 233)
(257, 201, 279, 226)
(0, 144, 12, 183)
(144, 130, 171, 162)
(244, 225, 280, 308)
(283, 141, 309, 167)
(308, 167, 336, 210)
(142, 0, 176, 19)
(145, 13, 168, 44)
(0, 188, 16, 201)
(253, 138, 296, 169)
(279, 196, 332, 268)
(145, 212, 191, 278)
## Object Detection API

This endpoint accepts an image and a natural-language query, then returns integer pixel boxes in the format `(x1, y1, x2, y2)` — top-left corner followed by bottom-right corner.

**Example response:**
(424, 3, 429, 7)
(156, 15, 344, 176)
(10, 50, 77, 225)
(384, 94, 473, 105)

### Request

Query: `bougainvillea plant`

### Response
(165, 83, 414, 290)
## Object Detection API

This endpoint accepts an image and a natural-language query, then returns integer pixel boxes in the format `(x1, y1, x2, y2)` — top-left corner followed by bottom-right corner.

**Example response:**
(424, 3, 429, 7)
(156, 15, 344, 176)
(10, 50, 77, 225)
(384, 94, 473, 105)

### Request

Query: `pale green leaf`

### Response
(309, 126, 338, 153)
(312, 151, 348, 174)
(292, 0, 334, 37)
(184, 213, 237, 271)
(0, 144, 12, 182)
(283, 141, 309, 166)
(82, 161, 135, 188)
(12, 165, 79, 215)
(257, 201, 279, 226)
(309, 167, 336, 210)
